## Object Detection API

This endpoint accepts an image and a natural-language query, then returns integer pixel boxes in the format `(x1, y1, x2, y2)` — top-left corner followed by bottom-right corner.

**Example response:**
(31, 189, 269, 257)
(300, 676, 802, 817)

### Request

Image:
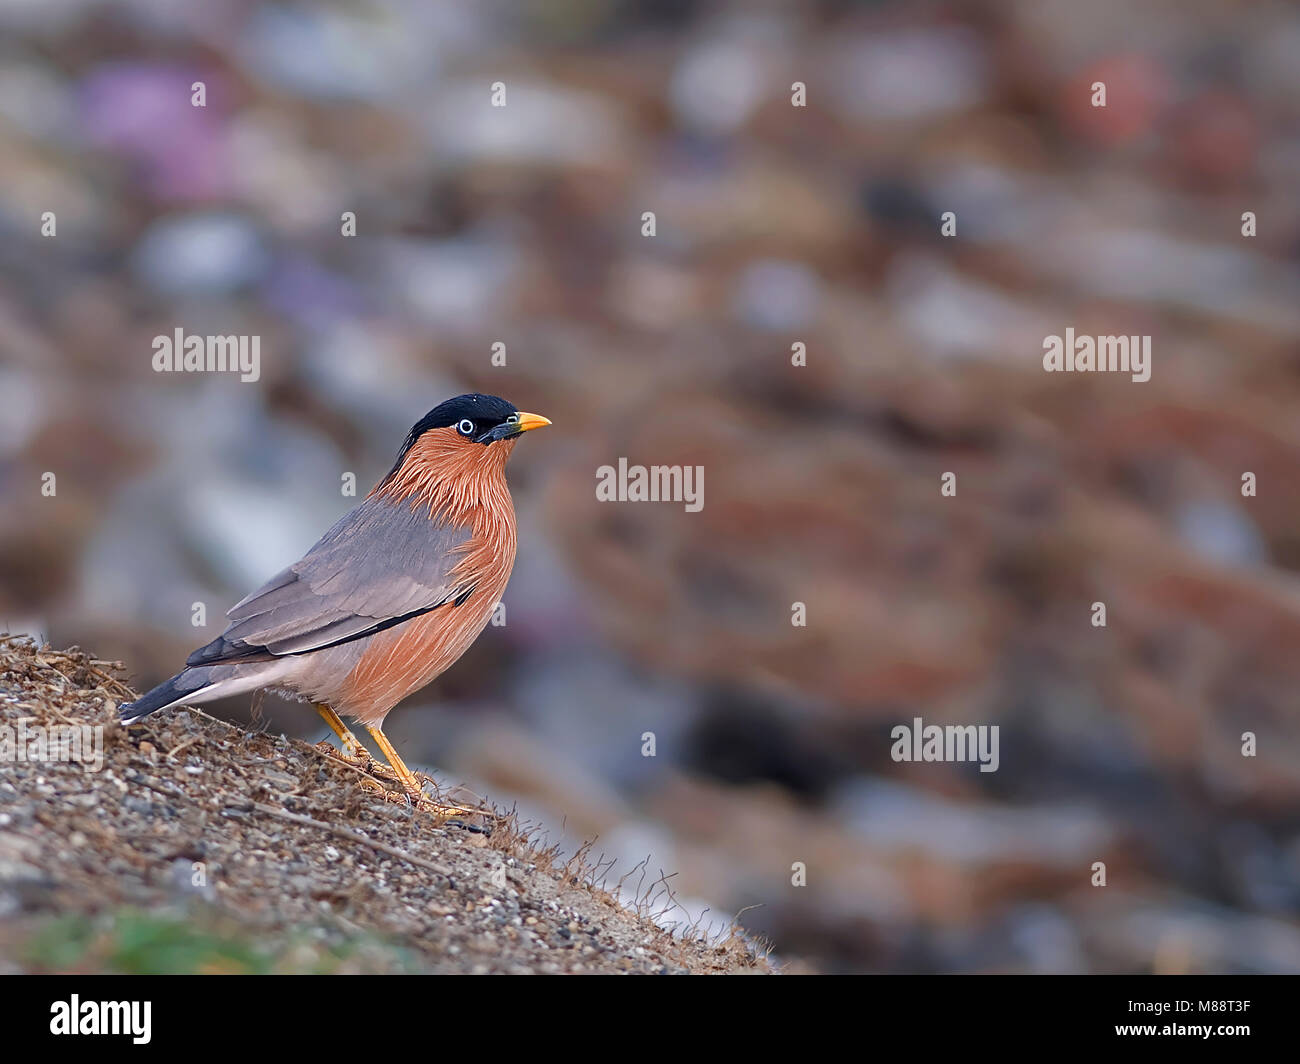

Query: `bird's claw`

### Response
(315, 736, 496, 831)
(398, 773, 498, 831)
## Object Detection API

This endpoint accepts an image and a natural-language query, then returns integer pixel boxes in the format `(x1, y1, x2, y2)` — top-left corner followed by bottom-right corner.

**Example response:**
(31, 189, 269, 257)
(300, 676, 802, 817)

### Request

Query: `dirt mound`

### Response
(0, 635, 767, 974)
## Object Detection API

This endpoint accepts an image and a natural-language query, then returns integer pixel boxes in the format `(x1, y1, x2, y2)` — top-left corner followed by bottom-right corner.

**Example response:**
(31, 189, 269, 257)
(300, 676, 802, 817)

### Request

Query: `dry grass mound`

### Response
(0, 634, 768, 975)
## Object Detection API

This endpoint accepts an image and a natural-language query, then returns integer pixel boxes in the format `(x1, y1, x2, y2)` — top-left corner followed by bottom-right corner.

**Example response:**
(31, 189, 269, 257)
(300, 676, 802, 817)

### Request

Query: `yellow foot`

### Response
(314, 709, 494, 829)
(364, 724, 496, 828)
(314, 703, 393, 797)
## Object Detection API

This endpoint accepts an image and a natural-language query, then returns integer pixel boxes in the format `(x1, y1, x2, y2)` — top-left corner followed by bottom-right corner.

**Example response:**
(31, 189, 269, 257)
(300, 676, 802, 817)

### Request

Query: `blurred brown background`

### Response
(2, 0, 1300, 972)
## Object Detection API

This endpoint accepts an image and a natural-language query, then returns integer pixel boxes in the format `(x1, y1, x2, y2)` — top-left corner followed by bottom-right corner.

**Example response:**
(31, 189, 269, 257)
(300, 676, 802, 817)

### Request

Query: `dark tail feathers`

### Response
(119, 671, 200, 725)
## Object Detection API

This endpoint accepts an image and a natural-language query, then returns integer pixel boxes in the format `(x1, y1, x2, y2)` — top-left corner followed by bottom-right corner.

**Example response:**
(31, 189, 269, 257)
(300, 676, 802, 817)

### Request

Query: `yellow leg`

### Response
(365, 724, 480, 820)
(364, 724, 421, 795)
(316, 704, 367, 761)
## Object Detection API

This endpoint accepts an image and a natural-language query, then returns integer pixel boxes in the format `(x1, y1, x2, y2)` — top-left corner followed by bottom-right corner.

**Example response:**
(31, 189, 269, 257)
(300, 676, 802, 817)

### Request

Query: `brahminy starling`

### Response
(120, 394, 550, 815)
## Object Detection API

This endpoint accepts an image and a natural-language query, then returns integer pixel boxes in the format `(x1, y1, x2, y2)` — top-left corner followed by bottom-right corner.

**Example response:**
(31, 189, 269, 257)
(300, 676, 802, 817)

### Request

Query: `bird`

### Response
(119, 393, 550, 815)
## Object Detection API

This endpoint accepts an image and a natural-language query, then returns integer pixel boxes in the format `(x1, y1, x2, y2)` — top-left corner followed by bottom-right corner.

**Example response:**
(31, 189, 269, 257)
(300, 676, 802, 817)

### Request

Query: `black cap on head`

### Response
(387, 394, 521, 476)
(415, 393, 519, 435)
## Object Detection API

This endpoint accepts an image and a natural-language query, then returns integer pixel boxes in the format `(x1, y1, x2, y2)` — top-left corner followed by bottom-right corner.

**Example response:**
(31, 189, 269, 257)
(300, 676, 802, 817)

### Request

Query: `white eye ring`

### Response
(457, 418, 476, 436)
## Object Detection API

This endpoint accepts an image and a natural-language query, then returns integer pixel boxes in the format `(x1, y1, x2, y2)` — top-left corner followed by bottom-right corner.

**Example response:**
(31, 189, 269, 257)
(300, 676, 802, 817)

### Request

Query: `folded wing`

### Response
(187, 496, 473, 665)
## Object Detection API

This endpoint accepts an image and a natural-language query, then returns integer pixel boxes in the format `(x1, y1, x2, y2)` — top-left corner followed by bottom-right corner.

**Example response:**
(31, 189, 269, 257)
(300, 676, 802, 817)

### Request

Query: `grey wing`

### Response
(187, 495, 473, 665)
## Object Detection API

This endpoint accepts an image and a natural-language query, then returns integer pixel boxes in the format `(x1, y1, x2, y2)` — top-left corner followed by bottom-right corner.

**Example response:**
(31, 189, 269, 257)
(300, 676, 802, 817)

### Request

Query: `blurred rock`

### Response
(131, 213, 271, 296)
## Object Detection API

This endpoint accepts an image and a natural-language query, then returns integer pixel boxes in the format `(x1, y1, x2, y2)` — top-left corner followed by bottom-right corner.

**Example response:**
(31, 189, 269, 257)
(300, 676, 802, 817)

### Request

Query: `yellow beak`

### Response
(514, 412, 552, 433)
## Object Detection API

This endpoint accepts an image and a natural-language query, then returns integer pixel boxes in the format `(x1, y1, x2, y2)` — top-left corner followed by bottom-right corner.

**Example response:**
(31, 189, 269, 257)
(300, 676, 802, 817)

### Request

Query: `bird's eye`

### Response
(457, 419, 476, 436)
